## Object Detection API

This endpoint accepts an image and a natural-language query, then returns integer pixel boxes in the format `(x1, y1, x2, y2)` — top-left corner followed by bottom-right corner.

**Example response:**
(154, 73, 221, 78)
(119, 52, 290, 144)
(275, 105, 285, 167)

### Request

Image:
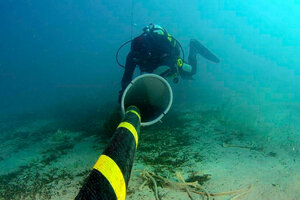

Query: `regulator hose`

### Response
(116, 38, 185, 68)
(116, 39, 133, 68)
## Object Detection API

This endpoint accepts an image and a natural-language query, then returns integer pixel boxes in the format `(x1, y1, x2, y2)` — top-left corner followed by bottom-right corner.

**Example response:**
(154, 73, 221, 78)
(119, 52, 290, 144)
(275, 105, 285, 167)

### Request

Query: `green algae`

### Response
(135, 110, 195, 174)
(0, 103, 116, 199)
(135, 107, 261, 177)
(0, 160, 88, 200)
(0, 105, 263, 199)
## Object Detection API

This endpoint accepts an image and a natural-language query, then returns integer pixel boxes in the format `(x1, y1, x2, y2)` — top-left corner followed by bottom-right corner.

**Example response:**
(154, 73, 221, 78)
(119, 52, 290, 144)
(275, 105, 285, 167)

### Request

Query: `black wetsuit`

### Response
(121, 32, 181, 92)
(119, 33, 200, 103)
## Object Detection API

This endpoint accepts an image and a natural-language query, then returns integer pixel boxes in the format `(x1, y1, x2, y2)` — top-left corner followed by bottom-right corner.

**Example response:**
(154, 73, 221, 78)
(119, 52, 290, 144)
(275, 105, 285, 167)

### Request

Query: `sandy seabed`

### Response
(0, 104, 299, 200)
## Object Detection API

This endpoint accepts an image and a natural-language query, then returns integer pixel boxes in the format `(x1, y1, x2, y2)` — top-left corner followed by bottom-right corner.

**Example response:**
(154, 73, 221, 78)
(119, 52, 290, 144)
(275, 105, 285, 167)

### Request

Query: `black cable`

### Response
(116, 40, 132, 68)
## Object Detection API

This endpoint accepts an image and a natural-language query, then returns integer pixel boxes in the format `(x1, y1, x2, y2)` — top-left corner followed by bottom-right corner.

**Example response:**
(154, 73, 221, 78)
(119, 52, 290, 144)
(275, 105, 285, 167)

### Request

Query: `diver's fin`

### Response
(191, 39, 220, 63)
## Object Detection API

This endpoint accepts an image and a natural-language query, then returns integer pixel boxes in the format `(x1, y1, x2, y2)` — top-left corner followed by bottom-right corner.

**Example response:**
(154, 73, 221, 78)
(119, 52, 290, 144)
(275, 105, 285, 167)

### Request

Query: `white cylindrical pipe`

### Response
(121, 74, 173, 126)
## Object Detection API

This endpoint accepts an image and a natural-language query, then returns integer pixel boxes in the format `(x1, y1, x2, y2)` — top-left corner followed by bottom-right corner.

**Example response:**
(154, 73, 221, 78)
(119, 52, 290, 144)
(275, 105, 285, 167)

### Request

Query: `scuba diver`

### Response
(118, 23, 220, 102)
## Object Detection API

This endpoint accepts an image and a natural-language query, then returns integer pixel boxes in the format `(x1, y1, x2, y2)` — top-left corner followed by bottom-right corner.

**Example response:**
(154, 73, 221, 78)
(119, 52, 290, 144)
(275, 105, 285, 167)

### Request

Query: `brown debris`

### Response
(136, 169, 252, 200)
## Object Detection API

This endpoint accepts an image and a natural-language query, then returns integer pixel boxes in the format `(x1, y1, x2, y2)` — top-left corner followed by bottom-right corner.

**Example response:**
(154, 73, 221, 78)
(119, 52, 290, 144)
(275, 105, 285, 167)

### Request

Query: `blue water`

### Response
(0, 0, 299, 199)
(1, 0, 299, 116)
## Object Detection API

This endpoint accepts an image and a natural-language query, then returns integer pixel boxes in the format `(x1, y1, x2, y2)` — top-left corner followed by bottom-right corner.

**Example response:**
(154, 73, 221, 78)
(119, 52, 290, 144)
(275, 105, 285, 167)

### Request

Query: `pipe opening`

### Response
(121, 74, 173, 126)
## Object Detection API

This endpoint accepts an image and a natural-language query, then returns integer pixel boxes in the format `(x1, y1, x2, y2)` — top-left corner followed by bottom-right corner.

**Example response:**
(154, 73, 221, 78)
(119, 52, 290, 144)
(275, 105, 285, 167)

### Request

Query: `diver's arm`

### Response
(119, 52, 136, 103)
(121, 51, 136, 91)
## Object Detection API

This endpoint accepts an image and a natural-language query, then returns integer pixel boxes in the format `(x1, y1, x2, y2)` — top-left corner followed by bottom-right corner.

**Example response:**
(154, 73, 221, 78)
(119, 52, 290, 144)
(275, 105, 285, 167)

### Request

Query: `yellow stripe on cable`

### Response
(117, 122, 138, 148)
(93, 155, 126, 200)
(125, 110, 141, 122)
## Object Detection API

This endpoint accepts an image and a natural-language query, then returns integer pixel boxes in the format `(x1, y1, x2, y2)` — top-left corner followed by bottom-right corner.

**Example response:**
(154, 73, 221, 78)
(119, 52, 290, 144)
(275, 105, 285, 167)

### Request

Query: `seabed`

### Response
(0, 103, 299, 200)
